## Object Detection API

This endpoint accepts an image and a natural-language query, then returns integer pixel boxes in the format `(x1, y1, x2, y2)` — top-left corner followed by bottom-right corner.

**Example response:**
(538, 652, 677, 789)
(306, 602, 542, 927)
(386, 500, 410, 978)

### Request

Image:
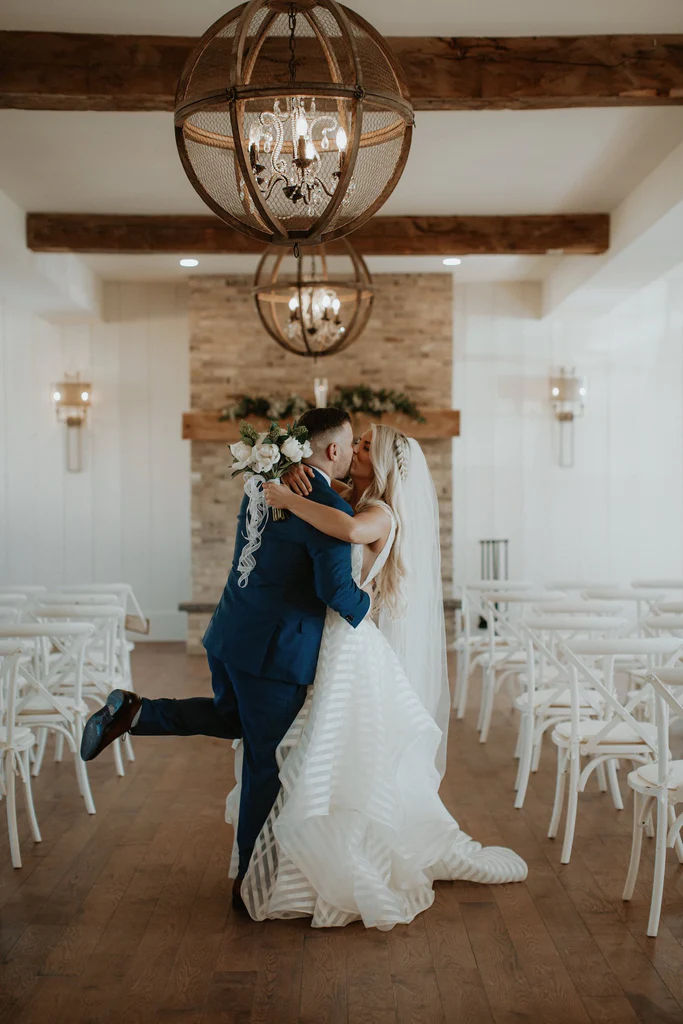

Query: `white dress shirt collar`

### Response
(310, 466, 332, 487)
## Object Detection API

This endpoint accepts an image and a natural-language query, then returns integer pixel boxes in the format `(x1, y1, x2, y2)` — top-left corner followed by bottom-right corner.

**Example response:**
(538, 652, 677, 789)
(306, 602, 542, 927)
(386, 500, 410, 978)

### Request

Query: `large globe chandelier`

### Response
(253, 239, 373, 356)
(174, 0, 413, 248)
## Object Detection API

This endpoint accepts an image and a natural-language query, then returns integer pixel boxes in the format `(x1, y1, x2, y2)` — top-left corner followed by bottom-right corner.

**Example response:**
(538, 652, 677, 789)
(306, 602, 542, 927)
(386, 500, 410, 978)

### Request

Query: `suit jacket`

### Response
(203, 470, 369, 686)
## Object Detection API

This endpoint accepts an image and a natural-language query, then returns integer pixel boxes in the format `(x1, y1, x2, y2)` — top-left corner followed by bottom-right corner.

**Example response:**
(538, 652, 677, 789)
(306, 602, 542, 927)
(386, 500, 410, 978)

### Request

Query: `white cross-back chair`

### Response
(0, 586, 47, 596)
(0, 640, 41, 868)
(0, 607, 22, 626)
(513, 615, 627, 810)
(582, 589, 666, 635)
(533, 600, 623, 616)
(452, 580, 535, 719)
(633, 579, 683, 591)
(550, 638, 683, 865)
(547, 581, 621, 593)
(643, 614, 683, 638)
(623, 667, 683, 936)
(0, 622, 97, 814)
(33, 604, 129, 778)
(0, 595, 28, 618)
(476, 591, 566, 744)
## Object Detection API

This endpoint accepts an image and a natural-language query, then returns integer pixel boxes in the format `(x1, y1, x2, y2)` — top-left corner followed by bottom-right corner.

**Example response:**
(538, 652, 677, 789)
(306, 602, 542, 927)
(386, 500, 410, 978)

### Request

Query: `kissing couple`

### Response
(82, 407, 526, 930)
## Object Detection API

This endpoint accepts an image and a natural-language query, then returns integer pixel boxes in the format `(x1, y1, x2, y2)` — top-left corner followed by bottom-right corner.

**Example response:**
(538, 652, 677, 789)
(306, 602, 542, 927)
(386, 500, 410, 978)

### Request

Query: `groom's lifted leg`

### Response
(80, 652, 243, 762)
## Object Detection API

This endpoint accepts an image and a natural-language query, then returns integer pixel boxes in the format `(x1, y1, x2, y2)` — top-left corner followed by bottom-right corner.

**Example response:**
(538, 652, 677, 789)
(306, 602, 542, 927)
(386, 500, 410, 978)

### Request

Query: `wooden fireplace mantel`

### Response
(182, 410, 460, 442)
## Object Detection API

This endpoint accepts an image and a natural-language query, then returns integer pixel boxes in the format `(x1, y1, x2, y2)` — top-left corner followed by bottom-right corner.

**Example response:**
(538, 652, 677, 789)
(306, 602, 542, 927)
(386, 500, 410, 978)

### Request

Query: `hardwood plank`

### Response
(581, 995, 644, 1024)
(26, 212, 610, 258)
(3, 32, 683, 112)
(203, 971, 257, 1024)
(424, 886, 494, 1023)
(581, 911, 683, 1024)
(492, 883, 590, 1024)
(346, 929, 396, 1024)
(5, 647, 683, 1023)
(299, 932, 348, 1024)
(459, 901, 537, 1023)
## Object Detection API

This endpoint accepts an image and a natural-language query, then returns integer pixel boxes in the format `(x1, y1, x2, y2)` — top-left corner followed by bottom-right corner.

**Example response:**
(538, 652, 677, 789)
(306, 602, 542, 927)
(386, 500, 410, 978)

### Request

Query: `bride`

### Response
(233, 424, 527, 930)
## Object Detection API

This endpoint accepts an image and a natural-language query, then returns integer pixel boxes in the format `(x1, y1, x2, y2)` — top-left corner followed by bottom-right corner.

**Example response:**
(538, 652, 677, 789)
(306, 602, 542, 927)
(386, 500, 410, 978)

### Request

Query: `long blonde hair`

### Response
(355, 423, 409, 616)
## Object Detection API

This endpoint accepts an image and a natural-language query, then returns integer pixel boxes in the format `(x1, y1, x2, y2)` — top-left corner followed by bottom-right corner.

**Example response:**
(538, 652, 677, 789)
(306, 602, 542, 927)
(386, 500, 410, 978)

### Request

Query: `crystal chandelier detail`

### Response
(175, 0, 413, 247)
(253, 239, 373, 357)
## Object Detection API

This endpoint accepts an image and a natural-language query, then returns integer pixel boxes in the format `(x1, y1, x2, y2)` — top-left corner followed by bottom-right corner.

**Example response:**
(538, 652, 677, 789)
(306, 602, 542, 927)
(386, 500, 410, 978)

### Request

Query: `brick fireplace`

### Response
(186, 273, 454, 652)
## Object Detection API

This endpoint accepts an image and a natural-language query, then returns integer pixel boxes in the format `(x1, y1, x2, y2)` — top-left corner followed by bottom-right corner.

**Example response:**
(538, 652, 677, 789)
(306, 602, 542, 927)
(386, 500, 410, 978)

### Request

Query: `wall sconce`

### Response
(314, 377, 329, 409)
(549, 367, 587, 468)
(52, 373, 92, 472)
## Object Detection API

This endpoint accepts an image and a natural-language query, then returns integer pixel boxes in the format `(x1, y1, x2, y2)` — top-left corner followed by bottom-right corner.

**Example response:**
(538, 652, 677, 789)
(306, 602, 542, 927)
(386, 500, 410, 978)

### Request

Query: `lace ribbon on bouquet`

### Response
(237, 474, 268, 587)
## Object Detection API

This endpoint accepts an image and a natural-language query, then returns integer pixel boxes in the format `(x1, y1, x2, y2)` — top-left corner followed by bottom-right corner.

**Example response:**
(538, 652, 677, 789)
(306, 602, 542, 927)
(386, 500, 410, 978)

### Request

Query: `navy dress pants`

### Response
(132, 652, 307, 877)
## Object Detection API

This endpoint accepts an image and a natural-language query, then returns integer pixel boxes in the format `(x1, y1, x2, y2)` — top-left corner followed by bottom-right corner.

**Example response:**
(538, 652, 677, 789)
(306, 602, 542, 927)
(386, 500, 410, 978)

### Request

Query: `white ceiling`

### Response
(80, 252, 550, 283)
(2, 0, 682, 36)
(2, 0, 683, 284)
(1, 108, 682, 220)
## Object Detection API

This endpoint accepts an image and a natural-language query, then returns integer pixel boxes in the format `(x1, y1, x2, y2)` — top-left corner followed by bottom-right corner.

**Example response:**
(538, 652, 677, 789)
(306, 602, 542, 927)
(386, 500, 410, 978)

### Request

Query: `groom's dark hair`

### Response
(297, 407, 351, 450)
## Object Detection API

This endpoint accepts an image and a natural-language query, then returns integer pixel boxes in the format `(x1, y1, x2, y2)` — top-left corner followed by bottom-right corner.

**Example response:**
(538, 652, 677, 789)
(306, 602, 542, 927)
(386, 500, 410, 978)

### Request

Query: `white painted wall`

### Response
(452, 279, 683, 587)
(0, 282, 190, 639)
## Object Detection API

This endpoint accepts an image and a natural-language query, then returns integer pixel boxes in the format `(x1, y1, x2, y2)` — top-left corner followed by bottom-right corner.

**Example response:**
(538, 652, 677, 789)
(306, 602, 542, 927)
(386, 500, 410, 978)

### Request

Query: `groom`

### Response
(80, 407, 370, 907)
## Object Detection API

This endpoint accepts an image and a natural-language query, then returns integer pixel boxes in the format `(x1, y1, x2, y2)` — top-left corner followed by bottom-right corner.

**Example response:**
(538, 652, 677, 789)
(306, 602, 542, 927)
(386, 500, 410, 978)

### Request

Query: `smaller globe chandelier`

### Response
(174, 0, 413, 247)
(253, 238, 373, 357)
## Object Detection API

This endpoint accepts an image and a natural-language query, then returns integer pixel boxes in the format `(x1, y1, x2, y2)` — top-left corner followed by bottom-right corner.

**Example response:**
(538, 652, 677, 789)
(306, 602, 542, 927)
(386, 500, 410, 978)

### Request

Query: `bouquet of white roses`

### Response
(229, 420, 313, 586)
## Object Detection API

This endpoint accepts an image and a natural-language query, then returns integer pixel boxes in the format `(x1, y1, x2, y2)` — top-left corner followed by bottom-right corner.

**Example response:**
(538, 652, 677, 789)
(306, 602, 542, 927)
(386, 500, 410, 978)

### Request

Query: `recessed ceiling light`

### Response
(442, 257, 462, 266)
(180, 258, 199, 267)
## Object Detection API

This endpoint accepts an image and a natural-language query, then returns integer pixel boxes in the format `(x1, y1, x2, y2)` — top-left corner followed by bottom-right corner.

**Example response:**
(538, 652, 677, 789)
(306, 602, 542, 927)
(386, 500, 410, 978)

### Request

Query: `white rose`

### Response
(280, 436, 304, 463)
(230, 439, 253, 469)
(249, 442, 281, 474)
(301, 440, 313, 458)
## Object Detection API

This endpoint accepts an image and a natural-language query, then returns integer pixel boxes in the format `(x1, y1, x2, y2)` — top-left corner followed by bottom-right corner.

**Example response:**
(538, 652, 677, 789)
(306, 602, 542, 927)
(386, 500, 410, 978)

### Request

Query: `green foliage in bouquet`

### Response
(332, 385, 426, 423)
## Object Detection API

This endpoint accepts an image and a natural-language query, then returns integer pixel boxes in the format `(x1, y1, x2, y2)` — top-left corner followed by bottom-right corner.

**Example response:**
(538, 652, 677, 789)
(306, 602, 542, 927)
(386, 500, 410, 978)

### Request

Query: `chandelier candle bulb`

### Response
(174, 0, 413, 247)
(253, 237, 373, 357)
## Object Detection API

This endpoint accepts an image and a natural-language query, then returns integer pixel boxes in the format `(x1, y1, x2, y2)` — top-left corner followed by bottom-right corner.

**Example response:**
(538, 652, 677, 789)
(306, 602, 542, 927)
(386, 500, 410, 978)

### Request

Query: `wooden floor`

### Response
(3, 645, 683, 1024)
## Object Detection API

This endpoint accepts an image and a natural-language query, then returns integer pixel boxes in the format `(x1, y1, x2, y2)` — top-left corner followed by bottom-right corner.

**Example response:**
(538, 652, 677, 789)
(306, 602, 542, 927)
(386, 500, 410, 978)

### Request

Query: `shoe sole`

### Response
(80, 688, 126, 762)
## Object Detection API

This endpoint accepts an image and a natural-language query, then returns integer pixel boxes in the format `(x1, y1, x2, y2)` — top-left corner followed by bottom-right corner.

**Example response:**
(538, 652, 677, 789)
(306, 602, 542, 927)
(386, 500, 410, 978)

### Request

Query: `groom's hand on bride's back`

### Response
(282, 464, 315, 496)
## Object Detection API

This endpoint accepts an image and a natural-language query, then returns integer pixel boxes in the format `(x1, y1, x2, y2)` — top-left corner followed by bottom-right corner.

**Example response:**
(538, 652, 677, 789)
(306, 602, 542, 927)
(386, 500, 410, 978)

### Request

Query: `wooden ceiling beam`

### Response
(1, 31, 683, 112)
(26, 212, 610, 256)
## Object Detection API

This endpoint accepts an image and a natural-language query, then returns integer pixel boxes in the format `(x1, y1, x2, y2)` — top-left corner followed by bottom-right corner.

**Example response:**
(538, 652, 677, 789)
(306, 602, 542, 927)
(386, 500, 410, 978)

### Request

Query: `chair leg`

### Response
(514, 719, 523, 759)
(531, 728, 543, 773)
(479, 670, 496, 744)
(514, 715, 534, 809)
(667, 804, 683, 864)
(5, 752, 21, 868)
(623, 790, 648, 900)
(20, 750, 42, 844)
(112, 737, 126, 778)
(123, 733, 135, 762)
(72, 720, 96, 815)
(455, 647, 472, 718)
(561, 752, 581, 864)
(607, 759, 624, 811)
(596, 762, 608, 793)
(645, 809, 656, 838)
(549, 747, 568, 839)
(54, 733, 65, 763)
(31, 728, 48, 778)
(647, 797, 668, 937)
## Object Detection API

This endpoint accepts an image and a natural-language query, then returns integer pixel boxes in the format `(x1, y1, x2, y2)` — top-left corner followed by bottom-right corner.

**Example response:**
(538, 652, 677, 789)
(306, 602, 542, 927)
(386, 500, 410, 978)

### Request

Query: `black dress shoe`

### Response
(80, 689, 142, 762)
(232, 876, 248, 915)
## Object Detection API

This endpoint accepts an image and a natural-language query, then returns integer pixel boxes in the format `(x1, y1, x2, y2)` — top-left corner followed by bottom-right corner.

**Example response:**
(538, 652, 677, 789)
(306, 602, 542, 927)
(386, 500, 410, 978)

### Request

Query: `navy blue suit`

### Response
(133, 470, 369, 876)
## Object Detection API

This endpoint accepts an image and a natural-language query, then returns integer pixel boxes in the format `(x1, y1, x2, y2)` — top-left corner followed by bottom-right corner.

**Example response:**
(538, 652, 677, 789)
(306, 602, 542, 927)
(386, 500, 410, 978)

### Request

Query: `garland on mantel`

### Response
(220, 385, 425, 424)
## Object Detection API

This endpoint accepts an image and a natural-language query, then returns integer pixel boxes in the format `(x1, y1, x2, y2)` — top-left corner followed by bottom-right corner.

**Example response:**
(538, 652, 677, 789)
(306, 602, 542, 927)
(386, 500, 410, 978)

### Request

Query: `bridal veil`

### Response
(378, 438, 450, 777)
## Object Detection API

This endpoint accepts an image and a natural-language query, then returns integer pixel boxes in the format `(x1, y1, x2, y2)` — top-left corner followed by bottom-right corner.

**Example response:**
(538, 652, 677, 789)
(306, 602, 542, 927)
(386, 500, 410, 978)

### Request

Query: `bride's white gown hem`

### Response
(231, 504, 527, 930)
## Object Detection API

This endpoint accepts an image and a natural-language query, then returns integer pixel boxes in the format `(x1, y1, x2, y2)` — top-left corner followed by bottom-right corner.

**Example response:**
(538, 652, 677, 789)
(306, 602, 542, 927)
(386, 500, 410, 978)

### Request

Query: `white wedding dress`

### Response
(233, 503, 528, 930)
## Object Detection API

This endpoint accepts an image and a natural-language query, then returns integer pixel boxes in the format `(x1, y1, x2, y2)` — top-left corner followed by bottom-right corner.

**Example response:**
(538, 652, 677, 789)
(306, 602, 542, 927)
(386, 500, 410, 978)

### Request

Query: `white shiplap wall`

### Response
(452, 278, 683, 586)
(0, 283, 190, 639)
